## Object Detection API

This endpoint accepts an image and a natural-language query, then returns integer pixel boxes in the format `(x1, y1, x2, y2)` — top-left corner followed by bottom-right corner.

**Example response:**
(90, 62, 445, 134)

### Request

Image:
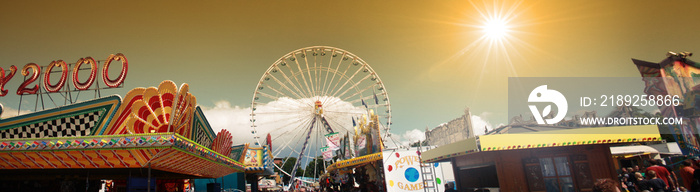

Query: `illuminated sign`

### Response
(0, 53, 128, 97)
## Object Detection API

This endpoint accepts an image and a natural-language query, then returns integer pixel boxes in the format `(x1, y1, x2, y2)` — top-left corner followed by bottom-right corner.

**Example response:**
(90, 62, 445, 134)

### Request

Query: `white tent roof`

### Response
(610, 145, 659, 155)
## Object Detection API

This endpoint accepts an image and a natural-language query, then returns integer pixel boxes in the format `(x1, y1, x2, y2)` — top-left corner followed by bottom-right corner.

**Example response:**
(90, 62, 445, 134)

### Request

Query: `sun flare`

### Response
(482, 17, 510, 40)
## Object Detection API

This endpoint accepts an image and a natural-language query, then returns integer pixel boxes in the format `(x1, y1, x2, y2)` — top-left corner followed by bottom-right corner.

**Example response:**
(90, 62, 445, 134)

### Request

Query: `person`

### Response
(681, 160, 696, 190)
(593, 178, 621, 192)
(692, 160, 700, 192)
(636, 172, 652, 192)
(647, 159, 674, 191)
(444, 182, 456, 192)
(657, 159, 679, 191)
(648, 170, 668, 192)
(636, 165, 647, 178)
(626, 167, 639, 192)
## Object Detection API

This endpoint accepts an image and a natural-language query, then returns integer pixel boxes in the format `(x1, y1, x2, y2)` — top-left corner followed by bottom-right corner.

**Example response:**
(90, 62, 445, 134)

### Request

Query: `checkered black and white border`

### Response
(0, 111, 101, 139)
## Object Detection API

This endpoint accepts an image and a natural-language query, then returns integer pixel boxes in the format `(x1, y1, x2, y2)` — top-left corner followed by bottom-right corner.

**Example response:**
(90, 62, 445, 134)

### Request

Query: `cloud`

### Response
(200, 100, 252, 144)
(471, 112, 494, 136)
(0, 103, 31, 119)
(201, 97, 367, 158)
(395, 129, 426, 147)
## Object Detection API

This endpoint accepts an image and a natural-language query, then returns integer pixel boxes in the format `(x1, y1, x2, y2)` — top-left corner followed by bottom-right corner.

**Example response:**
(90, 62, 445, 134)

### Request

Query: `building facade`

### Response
(425, 108, 475, 147)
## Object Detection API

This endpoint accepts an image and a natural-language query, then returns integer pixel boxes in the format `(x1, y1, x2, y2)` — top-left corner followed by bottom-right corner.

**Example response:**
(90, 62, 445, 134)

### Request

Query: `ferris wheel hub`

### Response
(314, 100, 323, 115)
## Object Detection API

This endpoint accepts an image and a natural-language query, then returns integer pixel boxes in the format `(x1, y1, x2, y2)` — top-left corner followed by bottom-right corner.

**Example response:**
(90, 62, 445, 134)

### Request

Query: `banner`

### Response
(321, 146, 333, 161)
(356, 135, 367, 157)
(244, 148, 262, 167)
(382, 150, 445, 192)
(325, 132, 340, 151)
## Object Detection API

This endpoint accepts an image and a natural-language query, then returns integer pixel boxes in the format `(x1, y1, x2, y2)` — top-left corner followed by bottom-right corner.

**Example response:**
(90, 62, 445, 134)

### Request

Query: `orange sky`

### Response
(1, 0, 699, 139)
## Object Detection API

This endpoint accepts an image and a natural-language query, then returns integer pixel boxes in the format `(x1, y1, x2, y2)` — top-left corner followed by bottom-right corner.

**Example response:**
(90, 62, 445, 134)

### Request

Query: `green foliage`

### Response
(303, 156, 326, 179)
(278, 157, 304, 185)
(409, 140, 428, 147)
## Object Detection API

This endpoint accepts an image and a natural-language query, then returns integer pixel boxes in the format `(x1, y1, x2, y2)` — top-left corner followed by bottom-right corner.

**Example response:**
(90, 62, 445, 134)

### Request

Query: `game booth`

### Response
(421, 125, 662, 192)
(0, 77, 244, 192)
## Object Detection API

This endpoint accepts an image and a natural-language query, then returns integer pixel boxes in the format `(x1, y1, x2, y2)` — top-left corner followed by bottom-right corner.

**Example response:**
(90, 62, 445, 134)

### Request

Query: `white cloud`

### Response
(200, 100, 252, 144)
(0, 103, 30, 119)
(395, 129, 426, 147)
(471, 112, 495, 136)
(201, 97, 367, 159)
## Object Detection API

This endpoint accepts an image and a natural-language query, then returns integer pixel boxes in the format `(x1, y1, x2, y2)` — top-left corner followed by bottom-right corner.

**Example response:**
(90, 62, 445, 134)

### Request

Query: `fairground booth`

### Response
(632, 52, 700, 156)
(421, 125, 662, 192)
(322, 111, 385, 192)
(0, 70, 244, 191)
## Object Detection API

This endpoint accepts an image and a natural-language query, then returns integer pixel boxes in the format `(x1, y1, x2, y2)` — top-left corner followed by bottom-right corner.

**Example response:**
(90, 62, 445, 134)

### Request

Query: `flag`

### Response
(361, 99, 367, 108)
(266, 133, 272, 151)
(352, 117, 356, 127)
(321, 146, 333, 161)
(373, 90, 379, 105)
(356, 135, 367, 157)
(357, 135, 366, 149)
(325, 133, 340, 150)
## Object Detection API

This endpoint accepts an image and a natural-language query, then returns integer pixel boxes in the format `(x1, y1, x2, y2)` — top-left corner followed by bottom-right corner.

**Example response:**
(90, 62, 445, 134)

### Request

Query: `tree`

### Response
(278, 157, 304, 185)
(409, 140, 428, 147)
(304, 156, 327, 179)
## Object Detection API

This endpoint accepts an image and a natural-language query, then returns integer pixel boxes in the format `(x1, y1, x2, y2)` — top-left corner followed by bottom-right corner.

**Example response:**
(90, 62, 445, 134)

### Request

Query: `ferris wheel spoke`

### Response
(301, 50, 317, 97)
(335, 73, 373, 100)
(256, 116, 314, 131)
(254, 115, 313, 131)
(282, 59, 312, 99)
(326, 53, 353, 98)
(254, 111, 310, 115)
(322, 115, 354, 135)
(276, 65, 310, 99)
(263, 84, 299, 101)
(255, 91, 281, 101)
(266, 72, 305, 99)
(340, 82, 379, 102)
(322, 52, 345, 98)
(364, 103, 391, 109)
(323, 110, 366, 116)
(252, 102, 308, 114)
(311, 50, 322, 97)
(320, 49, 336, 98)
(345, 95, 377, 106)
(330, 65, 364, 98)
(273, 119, 313, 159)
(292, 54, 314, 98)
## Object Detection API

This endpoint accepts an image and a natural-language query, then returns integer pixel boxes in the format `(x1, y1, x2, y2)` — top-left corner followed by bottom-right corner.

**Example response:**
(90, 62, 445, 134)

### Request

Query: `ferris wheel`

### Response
(250, 46, 392, 187)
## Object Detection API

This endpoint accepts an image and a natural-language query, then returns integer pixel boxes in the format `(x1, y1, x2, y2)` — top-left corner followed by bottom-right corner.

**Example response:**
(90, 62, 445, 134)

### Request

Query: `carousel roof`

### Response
(0, 80, 244, 178)
(0, 133, 243, 178)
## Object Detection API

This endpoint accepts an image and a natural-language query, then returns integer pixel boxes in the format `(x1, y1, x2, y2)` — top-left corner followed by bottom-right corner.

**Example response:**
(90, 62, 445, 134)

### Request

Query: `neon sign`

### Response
(0, 53, 128, 97)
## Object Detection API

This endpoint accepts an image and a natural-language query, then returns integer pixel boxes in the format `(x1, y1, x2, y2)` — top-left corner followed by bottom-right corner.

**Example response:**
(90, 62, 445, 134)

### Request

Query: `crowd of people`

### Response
(596, 158, 700, 192)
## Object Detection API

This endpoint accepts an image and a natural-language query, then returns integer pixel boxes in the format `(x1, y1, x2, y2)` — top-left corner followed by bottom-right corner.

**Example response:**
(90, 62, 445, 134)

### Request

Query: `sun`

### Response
(481, 17, 510, 41)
